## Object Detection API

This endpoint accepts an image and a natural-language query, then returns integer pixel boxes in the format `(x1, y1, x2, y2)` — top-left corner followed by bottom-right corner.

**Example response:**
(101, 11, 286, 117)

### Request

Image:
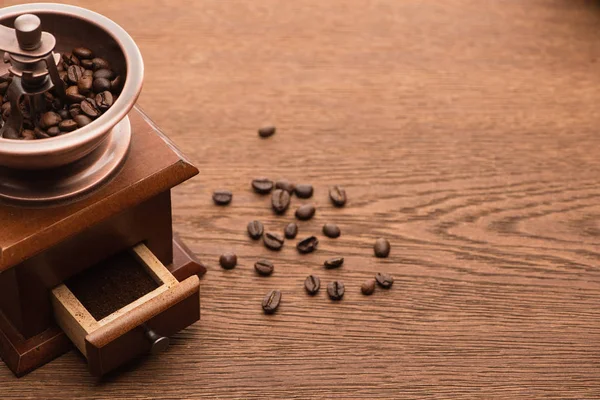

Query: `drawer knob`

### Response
(142, 324, 170, 354)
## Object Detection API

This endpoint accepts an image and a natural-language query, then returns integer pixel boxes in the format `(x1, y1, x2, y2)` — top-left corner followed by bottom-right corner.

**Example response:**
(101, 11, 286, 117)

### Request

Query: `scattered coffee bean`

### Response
(93, 77, 111, 93)
(21, 129, 35, 140)
(59, 119, 78, 132)
(361, 279, 376, 295)
(297, 236, 318, 254)
(81, 59, 94, 69)
(254, 259, 274, 276)
(329, 185, 347, 207)
(375, 273, 394, 288)
(327, 281, 345, 300)
(219, 252, 237, 270)
(212, 190, 233, 205)
(252, 177, 274, 194)
(67, 65, 85, 85)
(262, 289, 281, 314)
(58, 109, 69, 120)
(271, 189, 291, 214)
(275, 179, 295, 193)
(324, 257, 344, 269)
(247, 220, 264, 240)
(258, 125, 276, 138)
(74, 114, 92, 128)
(374, 238, 391, 258)
(66, 86, 85, 103)
(77, 75, 93, 94)
(83, 68, 94, 77)
(80, 98, 101, 118)
(295, 204, 316, 221)
(62, 53, 79, 66)
(73, 47, 93, 59)
(93, 68, 115, 80)
(34, 127, 49, 139)
(92, 57, 110, 71)
(47, 126, 61, 137)
(264, 232, 285, 251)
(295, 184, 313, 198)
(304, 275, 320, 295)
(95, 91, 114, 111)
(322, 223, 341, 238)
(40, 111, 61, 129)
(69, 103, 82, 118)
(284, 223, 298, 239)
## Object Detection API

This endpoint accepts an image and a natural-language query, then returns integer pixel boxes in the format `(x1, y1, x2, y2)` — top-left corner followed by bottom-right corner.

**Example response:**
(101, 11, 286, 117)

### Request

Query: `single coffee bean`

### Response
(304, 275, 320, 295)
(284, 223, 298, 239)
(251, 177, 274, 194)
(262, 289, 281, 314)
(297, 236, 318, 254)
(34, 128, 50, 139)
(58, 109, 69, 120)
(59, 119, 78, 132)
(83, 69, 94, 77)
(77, 75, 93, 94)
(62, 53, 80, 66)
(254, 259, 274, 276)
(67, 65, 85, 84)
(93, 68, 115, 80)
(73, 47, 93, 59)
(275, 179, 295, 194)
(93, 77, 111, 93)
(324, 257, 344, 269)
(66, 86, 85, 103)
(111, 75, 123, 92)
(258, 125, 276, 138)
(271, 189, 291, 214)
(95, 91, 113, 111)
(212, 190, 232, 205)
(322, 223, 341, 238)
(92, 57, 110, 71)
(74, 114, 92, 128)
(374, 238, 391, 258)
(81, 59, 94, 69)
(295, 204, 315, 221)
(21, 129, 35, 140)
(361, 279, 376, 295)
(69, 103, 82, 118)
(247, 220, 264, 240)
(264, 232, 284, 251)
(81, 98, 101, 118)
(295, 184, 313, 198)
(327, 281, 345, 300)
(219, 252, 237, 270)
(40, 111, 62, 129)
(375, 272, 394, 288)
(329, 185, 347, 207)
(47, 126, 61, 137)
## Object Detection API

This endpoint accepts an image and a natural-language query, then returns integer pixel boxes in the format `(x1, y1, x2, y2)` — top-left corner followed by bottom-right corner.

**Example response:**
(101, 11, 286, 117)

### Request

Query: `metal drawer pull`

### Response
(142, 324, 169, 354)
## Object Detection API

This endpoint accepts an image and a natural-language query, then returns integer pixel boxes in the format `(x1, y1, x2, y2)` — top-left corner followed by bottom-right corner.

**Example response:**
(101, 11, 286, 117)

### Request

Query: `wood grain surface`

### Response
(2, 0, 600, 398)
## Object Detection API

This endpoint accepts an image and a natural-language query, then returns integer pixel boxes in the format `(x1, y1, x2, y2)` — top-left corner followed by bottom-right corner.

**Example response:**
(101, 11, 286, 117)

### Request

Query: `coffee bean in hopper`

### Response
(219, 252, 237, 270)
(327, 281, 345, 300)
(73, 47, 93, 59)
(295, 204, 315, 221)
(324, 257, 344, 269)
(258, 125, 276, 138)
(304, 275, 320, 295)
(361, 279, 376, 295)
(271, 189, 291, 214)
(254, 259, 274, 276)
(284, 223, 298, 239)
(295, 184, 313, 199)
(375, 273, 394, 288)
(329, 185, 347, 207)
(247, 220, 264, 240)
(212, 190, 233, 205)
(297, 236, 318, 254)
(252, 177, 274, 194)
(322, 223, 341, 238)
(374, 238, 391, 258)
(264, 232, 285, 251)
(262, 290, 281, 314)
(275, 179, 295, 194)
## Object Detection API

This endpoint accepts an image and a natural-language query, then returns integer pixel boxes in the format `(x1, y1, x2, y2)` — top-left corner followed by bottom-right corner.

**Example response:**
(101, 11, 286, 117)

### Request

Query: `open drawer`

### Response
(51, 243, 200, 376)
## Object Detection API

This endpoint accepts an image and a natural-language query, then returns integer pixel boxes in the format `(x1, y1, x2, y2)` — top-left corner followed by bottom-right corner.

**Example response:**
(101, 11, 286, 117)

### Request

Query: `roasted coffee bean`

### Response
(375, 272, 394, 288)
(212, 190, 232, 205)
(254, 259, 274, 276)
(324, 257, 344, 269)
(271, 189, 291, 214)
(374, 238, 391, 258)
(247, 220, 264, 240)
(92, 57, 110, 71)
(284, 222, 298, 239)
(40, 111, 62, 129)
(77, 75, 93, 94)
(57, 61, 65, 72)
(21, 129, 35, 140)
(322, 223, 341, 238)
(361, 279, 376, 295)
(59, 119, 78, 132)
(81, 98, 101, 118)
(73, 47, 93, 59)
(329, 185, 347, 207)
(93, 68, 115, 80)
(83, 69, 94, 77)
(295, 204, 315, 221)
(264, 232, 284, 251)
(81, 59, 94, 69)
(262, 289, 281, 314)
(34, 127, 50, 139)
(62, 53, 79, 66)
(74, 114, 92, 128)
(47, 126, 61, 137)
(66, 86, 85, 103)
(252, 177, 274, 194)
(295, 184, 313, 198)
(69, 103, 82, 118)
(95, 91, 113, 111)
(219, 252, 237, 270)
(304, 275, 320, 295)
(111, 75, 123, 92)
(327, 281, 345, 300)
(57, 109, 69, 120)
(258, 125, 276, 138)
(297, 236, 318, 254)
(93, 77, 111, 93)
(275, 179, 295, 194)
(67, 65, 85, 84)
(59, 70, 68, 84)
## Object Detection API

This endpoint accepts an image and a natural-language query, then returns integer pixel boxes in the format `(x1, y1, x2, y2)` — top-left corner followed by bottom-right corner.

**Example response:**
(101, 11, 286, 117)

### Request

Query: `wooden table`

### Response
(2, 0, 600, 398)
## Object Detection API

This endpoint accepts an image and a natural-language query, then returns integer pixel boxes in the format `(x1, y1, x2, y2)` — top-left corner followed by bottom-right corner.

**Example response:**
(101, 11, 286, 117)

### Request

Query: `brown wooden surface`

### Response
(2, 0, 600, 398)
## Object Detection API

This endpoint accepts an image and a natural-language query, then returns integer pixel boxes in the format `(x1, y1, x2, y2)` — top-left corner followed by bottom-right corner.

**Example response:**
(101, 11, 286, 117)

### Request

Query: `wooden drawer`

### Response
(51, 243, 200, 376)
